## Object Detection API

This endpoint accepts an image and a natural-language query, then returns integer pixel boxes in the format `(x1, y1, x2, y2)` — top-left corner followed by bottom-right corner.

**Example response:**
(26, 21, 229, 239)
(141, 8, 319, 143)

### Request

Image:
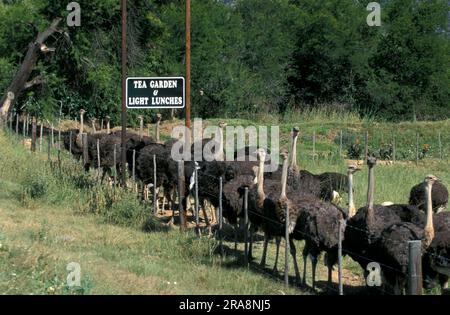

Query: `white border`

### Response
(126, 76, 186, 109)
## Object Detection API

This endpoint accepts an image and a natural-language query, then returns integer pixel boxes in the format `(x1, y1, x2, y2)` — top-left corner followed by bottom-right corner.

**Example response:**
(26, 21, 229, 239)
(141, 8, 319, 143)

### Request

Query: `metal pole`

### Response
(338, 219, 344, 295)
(284, 203, 290, 288)
(219, 177, 223, 257)
(121, 0, 128, 187)
(407, 240, 422, 295)
(194, 166, 200, 235)
(244, 187, 249, 267)
(153, 154, 157, 215)
(185, 0, 191, 129)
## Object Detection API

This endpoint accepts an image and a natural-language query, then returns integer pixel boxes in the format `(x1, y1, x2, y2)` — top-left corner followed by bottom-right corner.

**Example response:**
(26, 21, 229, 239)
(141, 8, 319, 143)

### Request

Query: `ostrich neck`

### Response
(217, 127, 225, 161)
(280, 157, 289, 199)
(257, 156, 265, 201)
(290, 135, 298, 168)
(80, 114, 84, 134)
(348, 173, 355, 216)
(424, 182, 434, 246)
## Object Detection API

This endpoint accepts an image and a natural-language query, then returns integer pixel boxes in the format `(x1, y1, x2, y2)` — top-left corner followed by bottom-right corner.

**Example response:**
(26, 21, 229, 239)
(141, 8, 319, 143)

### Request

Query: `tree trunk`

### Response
(0, 18, 62, 119)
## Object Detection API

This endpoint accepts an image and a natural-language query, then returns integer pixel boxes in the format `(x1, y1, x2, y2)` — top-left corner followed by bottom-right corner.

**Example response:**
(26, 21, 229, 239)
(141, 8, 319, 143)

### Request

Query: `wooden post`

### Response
(132, 149, 136, 185)
(9, 113, 12, 131)
(339, 130, 343, 158)
(68, 130, 72, 156)
(312, 131, 316, 163)
(22, 115, 26, 137)
(25, 113, 29, 135)
(15, 114, 19, 134)
(244, 187, 249, 267)
(39, 122, 43, 152)
(97, 139, 101, 181)
(284, 203, 290, 288)
(31, 117, 37, 152)
(407, 240, 423, 295)
(47, 134, 51, 161)
(100, 119, 103, 132)
(113, 144, 117, 185)
(82, 133, 88, 166)
(392, 133, 396, 164)
(106, 116, 110, 134)
(219, 177, 223, 257)
(153, 155, 157, 215)
(338, 219, 344, 295)
(138, 115, 144, 140)
(57, 129, 61, 170)
(156, 113, 161, 142)
(364, 130, 369, 162)
(194, 166, 200, 236)
(51, 123, 54, 148)
(416, 133, 419, 165)
(177, 160, 187, 230)
(147, 124, 150, 138)
(438, 132, 442, 161)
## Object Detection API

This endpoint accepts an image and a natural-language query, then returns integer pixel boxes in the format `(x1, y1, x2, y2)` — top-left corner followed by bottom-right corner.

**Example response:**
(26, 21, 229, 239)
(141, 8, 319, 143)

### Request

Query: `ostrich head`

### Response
(424, 174, 439, 183)
(347, 164, 361, 174)
(218, 122, 227, 129)
(367, 156, 377, 168)
(80, 109, 86, 116)
(256, 148, 267, 162)
(280, 149, 289, 161)
(290, 127, 300, 168)
(347, 164, 360, 218)
(292, 127, 300, 137)
(156, 113, 162, 122)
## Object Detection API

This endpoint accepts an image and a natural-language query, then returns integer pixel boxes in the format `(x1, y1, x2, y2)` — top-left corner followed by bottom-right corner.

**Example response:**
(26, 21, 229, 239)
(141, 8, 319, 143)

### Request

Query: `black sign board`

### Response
(126, 77, 185, 109)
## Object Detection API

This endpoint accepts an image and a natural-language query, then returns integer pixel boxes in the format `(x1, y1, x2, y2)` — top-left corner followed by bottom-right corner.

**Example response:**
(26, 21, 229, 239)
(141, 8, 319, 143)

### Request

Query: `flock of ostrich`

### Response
(32, 109, 449, 295)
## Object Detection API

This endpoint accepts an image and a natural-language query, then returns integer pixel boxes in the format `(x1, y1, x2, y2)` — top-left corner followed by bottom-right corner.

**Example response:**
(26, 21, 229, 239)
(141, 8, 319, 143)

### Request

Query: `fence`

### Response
(1, 113, 449, 295)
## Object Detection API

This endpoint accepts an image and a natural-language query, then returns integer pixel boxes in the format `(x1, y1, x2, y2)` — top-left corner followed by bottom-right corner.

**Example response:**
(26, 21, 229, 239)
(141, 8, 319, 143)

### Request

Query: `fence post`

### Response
(31, 117, 37, 152)
(39, 122, 43, 152)
(339, 130, 343, 158)
(312, 131, 316, 163)
(47, 133, 51, 162)
(284, 203, 290, 288)
(364, 130, 369, 162)
(113, 144, 117, 186)
(177, 160, 187, 230)
(416, 133, 419, 166)
(25, 114, 29, 136)
(153, 155, 157, 215)
(106, 116, 111, 134)
(57, 129, 61, 170)
(407, 240, 423, 295)
(9, 113, 13, 131)
(82, 133, 89, 167)
(22, 115, 26, 137)
(244, 187, 249, 267)
(15, 114, 19, 134)
(438, 132, 442, 161)
(219, 177, 224, 257)
(97, 139, 101, 181)
(51, 124, 54, 148)
(194, 166, 200, 236)
(147, 124, 150, 138)
(338, 219, 344, 295)
(156, 113, 161, 142)
(131, 149, 136, 183)
(392, 133, 396, 164)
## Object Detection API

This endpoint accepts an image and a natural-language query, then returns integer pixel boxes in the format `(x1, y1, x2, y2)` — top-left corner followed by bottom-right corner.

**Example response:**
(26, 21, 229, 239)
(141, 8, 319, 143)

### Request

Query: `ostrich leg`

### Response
(311, 254, 318, 291)
(302, 246, 309, 286)
(289, 238, 301, 284)
(272, 236, 281, 273)
(260, 233, 269, 267)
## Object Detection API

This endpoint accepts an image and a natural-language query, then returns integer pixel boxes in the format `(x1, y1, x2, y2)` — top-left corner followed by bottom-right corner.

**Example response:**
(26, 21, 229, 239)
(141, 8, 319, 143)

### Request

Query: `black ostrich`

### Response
(62, 129, 83, 160)
(370, 175, 437, 294)
(409, 179, 448, 213)
(191, 122, 226, 162)
(318, 171, 348, 202)
(344, 157, 425, 275)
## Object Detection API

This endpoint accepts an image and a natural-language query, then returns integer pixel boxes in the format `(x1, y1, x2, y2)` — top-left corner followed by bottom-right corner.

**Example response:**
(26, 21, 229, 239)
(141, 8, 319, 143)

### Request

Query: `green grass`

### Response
(0, 112, 449, 295)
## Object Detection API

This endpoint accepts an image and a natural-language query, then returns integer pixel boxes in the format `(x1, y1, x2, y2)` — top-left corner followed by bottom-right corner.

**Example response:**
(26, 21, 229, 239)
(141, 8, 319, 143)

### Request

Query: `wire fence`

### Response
(1, 114, 449, 296)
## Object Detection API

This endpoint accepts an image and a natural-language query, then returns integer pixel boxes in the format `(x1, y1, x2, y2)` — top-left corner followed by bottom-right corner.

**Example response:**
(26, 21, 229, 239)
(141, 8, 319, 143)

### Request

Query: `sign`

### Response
(126, 77, 185, 109)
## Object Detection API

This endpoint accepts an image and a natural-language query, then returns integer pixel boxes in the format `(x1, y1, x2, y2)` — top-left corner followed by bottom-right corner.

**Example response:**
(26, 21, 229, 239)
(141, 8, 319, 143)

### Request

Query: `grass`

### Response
(0, 110, 449, 295)
(0, 128, 302, 295)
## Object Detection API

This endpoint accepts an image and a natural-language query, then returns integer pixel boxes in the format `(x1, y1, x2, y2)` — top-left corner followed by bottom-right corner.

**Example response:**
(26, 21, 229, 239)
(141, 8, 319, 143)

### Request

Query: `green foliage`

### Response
(0, 0, 448, 121)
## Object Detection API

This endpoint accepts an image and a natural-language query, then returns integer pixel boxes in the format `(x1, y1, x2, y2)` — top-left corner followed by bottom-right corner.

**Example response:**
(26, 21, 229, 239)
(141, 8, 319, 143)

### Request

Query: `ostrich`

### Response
(344, 157, 425, 276)
(409, 179, 448, 213)
(191, 122, 226, 162)
(371, 175, 437, 294)
(347, 164, 361, 218)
